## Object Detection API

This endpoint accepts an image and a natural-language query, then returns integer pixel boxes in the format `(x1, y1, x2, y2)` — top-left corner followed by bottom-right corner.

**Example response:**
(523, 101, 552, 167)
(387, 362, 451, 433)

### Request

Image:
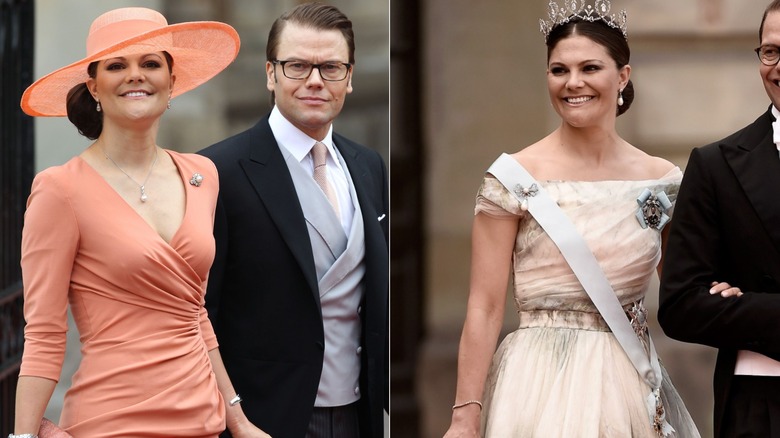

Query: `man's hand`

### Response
(710, 281, 743, 298)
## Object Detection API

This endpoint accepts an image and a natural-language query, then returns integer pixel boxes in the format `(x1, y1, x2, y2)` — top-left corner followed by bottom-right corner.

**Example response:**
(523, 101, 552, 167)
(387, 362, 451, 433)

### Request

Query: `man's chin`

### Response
(289, 116, 335, 139)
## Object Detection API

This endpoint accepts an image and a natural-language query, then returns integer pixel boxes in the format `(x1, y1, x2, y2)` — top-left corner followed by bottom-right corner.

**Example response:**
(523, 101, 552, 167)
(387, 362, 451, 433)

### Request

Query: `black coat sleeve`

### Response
(658, 146, 780, 360)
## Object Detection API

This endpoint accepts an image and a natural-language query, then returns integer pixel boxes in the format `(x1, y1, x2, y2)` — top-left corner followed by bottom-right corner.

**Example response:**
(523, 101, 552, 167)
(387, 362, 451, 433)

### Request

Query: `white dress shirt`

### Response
(269, 106, 354, 234)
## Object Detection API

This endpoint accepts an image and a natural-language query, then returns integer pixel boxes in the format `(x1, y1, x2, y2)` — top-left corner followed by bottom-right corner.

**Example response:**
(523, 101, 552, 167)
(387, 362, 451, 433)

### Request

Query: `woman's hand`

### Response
(38, 418, 73, 437)
(443, 404, 481, 438)
(227, 419, 272, 438)
(206, 348, 271, 437)
(443, 424, 480, 438)
(709, 281, 743, 298)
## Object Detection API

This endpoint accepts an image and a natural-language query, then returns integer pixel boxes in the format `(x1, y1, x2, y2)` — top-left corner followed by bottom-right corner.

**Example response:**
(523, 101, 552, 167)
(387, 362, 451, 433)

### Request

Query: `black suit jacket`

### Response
(199, 115, 389, 438)
(659, 107, 780, 437)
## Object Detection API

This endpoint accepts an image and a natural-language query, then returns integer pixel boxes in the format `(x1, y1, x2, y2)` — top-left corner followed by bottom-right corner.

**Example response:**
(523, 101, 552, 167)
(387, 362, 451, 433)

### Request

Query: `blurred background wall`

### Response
(392, 1, 770, 438)
(31, 0, 388, 422)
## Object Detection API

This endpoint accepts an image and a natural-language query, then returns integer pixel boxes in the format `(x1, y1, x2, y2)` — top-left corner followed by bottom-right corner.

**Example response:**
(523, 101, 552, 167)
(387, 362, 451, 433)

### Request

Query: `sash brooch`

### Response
(513, 183, 539, 211)
(636, 189, 671, 230)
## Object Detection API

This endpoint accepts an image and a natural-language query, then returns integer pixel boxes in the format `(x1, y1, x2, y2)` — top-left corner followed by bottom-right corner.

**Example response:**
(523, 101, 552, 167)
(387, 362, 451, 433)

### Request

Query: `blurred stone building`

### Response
(30, 0, 388, 423)
(392, 1, 769, 438)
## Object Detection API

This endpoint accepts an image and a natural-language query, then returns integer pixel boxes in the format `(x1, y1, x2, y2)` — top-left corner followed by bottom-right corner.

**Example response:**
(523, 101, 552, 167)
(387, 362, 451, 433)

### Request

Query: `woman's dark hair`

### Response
(66, 51, 174, 140)
(546, 19, 633, 117)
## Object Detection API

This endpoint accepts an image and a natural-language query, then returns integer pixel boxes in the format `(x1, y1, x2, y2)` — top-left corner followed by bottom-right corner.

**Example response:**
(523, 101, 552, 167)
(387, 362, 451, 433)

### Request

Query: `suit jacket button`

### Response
(354, 386, 360, 395)
(356, 346, 362, 355)
(316, 341, 324, 350)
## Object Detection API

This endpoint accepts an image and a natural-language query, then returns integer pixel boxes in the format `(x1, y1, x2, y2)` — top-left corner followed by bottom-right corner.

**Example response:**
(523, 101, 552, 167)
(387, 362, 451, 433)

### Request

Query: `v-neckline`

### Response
(78, 150, 189, 247)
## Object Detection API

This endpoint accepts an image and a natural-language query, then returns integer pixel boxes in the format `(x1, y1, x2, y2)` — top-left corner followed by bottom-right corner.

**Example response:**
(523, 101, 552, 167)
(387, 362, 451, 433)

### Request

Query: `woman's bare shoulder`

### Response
(630, 147, 677, 179)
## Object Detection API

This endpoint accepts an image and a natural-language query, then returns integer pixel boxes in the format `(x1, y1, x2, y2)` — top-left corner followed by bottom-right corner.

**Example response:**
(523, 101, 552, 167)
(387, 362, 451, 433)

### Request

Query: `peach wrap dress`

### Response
(19, 151, 226, 437)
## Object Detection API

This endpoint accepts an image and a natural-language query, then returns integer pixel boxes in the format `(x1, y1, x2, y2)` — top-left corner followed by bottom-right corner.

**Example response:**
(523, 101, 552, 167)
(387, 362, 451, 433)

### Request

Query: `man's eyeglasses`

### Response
(272, 60, 352, 81)
(756, 45, 780, 66)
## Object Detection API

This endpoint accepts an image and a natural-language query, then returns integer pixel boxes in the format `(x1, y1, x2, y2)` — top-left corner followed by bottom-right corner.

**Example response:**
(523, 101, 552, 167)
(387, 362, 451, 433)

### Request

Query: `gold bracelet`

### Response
(452, 400, 483, 411)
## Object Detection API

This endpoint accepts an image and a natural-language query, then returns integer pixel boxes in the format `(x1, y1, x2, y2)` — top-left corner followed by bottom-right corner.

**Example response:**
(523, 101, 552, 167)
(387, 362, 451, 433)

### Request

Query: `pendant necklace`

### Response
(102, 146, 159, 202)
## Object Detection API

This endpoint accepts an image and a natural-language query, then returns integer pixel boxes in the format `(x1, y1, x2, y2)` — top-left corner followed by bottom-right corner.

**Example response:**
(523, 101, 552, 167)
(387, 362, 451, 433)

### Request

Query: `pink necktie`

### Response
(312, 142, 340, 216)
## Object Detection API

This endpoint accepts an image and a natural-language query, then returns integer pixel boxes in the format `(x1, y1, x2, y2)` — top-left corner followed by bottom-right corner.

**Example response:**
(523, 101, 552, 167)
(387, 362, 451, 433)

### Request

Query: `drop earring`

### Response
(617, 89, 624, 107)
(167, 95, 171, 109)
(96, 101, 101, 112)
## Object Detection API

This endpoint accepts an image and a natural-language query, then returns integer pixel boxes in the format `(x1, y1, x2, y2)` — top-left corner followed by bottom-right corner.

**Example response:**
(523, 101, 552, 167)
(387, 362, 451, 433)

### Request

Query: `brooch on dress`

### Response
(626, 301, 649, 338)
(513, 183, 538, 211)
(636, 189, 671, 230)
(189, 172, 204, 187)
(648, 388, 675, 437)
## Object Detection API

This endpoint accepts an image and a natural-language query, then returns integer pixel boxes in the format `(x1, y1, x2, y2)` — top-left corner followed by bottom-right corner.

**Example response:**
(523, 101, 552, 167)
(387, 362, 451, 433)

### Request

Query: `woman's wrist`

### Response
(225, 402, 250, 432)
(228, 393, 242, 406)
(452, 399, 483, 411)
(450, 401, 482, 422)
(449, 405, 481, 435)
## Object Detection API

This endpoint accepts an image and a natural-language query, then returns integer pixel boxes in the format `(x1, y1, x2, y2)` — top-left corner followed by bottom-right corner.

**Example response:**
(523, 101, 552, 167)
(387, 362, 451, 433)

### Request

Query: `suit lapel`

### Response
(722, 109, 780, 254)
(239, 121, 320, 304)
(335, 137, 378, 255)
(335, 135, 389, 335)
(335, 135, 373, 226)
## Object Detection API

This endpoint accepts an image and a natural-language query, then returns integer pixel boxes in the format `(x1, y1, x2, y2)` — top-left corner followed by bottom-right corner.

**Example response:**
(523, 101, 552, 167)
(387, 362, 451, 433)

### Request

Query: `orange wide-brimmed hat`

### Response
(21, 7, 240, 117)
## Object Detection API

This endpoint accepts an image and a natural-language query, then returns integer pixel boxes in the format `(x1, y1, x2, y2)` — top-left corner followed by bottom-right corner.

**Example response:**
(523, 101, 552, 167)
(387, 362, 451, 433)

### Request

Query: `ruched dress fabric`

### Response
(475, 164, 700, 438)
(19, 151, 226, 437)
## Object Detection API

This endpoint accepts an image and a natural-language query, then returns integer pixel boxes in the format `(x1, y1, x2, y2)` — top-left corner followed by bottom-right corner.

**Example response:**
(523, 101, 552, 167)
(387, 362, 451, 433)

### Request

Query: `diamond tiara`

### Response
(539, 0, 628, 41)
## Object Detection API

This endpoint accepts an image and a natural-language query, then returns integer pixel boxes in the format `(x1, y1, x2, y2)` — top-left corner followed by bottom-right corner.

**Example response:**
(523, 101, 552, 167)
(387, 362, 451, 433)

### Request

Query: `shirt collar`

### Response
(269, 106, 335, 162)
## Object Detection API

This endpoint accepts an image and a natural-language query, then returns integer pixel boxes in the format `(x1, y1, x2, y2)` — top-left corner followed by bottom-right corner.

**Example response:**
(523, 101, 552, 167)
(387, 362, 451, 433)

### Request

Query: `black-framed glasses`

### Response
(756, 45, 780, 66)
(272, 59, 352, 81)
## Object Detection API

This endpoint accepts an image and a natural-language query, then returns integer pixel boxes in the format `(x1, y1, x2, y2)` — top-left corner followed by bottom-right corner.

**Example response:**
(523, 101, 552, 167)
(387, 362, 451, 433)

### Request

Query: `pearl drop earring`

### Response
(617, 89, 624, 107)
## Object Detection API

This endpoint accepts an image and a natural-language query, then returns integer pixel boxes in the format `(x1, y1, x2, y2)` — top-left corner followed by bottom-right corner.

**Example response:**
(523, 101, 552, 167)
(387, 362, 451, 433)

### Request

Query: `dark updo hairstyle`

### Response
(65, 51, 174, 140)
(546, 18, 633, 117)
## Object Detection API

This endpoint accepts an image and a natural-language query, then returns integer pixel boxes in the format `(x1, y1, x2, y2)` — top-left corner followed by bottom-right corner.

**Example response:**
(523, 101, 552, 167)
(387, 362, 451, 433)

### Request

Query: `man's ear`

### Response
(266, 61, 277, 92)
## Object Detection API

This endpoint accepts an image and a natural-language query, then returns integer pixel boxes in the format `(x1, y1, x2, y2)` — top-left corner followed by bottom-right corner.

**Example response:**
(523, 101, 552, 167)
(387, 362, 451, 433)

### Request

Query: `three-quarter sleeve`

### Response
(19, 169, 80, 381)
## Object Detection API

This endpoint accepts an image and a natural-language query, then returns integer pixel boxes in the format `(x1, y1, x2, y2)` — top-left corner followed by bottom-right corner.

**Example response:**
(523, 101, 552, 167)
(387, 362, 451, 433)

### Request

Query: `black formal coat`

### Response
(199, 115, 388, 438)
(659, 107, 780, 437)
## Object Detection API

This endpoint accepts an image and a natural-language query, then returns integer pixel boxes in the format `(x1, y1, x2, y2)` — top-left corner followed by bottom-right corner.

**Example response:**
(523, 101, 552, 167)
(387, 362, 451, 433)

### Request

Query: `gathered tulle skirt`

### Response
(480, 310, 701, 438)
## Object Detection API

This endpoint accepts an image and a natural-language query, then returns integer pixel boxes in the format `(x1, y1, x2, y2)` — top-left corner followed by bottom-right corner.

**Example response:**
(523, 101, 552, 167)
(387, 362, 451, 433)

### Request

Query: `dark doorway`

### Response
(0, 0, 35, 431)
(390, 0, 425, 436)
